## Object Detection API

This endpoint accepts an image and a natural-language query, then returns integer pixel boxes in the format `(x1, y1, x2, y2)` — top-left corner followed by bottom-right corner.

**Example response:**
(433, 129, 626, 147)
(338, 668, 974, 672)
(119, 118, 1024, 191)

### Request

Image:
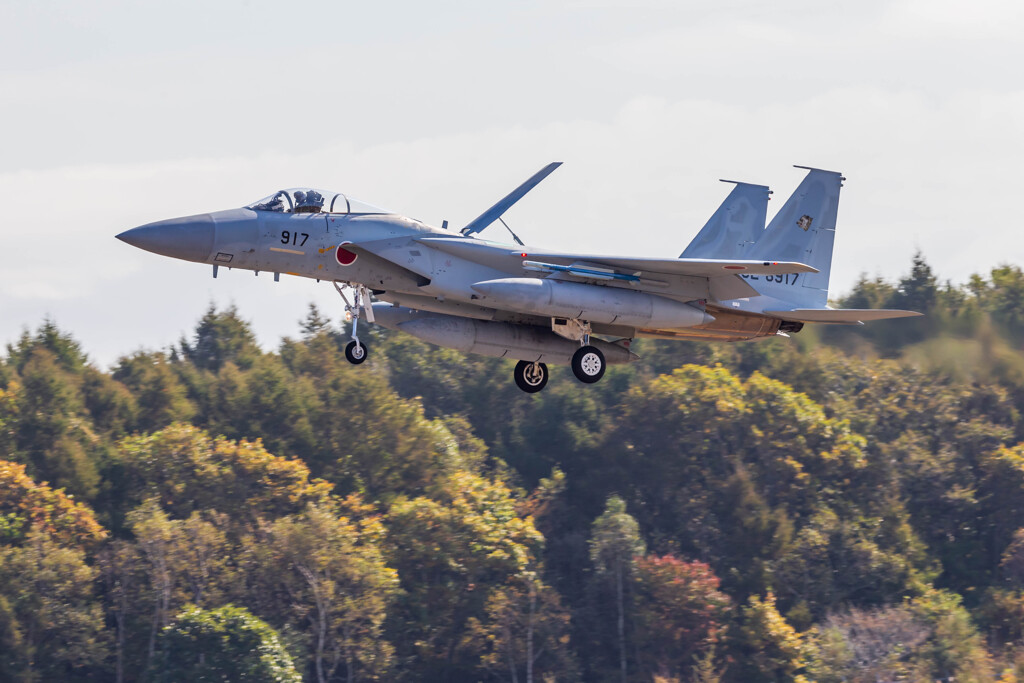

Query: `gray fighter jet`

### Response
(117, 164, 919, 393)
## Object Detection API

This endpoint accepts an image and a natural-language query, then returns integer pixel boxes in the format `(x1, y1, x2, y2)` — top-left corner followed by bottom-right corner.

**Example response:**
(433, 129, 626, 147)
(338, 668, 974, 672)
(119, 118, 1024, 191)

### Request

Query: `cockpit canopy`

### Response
(246, 188, 389, 215)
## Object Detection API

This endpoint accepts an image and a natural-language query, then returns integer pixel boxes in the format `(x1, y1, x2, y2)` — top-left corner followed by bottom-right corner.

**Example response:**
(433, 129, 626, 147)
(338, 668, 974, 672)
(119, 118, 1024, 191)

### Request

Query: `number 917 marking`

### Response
(281, 231, 309, 246)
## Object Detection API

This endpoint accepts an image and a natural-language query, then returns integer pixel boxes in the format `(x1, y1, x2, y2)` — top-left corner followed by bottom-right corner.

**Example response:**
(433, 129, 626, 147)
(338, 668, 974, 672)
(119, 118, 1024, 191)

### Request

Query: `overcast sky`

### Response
(2, 0, 1022, 367)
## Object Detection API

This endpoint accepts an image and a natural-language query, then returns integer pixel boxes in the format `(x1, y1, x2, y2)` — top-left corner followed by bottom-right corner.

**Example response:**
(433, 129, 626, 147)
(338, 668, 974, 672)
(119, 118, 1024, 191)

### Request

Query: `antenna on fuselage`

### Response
(498, 217, 525, 246)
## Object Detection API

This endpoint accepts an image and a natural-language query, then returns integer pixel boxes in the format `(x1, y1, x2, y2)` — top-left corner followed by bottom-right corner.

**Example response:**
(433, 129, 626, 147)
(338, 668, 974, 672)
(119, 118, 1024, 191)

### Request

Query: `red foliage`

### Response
(632, 554, 731, 678)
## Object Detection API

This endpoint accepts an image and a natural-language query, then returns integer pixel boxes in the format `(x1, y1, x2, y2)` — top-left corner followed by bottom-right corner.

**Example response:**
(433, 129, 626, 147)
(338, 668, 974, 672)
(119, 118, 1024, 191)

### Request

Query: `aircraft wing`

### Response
(763, 308, 923, 323)
(416, 237, 817, 278)
(517, 251, 818, 278)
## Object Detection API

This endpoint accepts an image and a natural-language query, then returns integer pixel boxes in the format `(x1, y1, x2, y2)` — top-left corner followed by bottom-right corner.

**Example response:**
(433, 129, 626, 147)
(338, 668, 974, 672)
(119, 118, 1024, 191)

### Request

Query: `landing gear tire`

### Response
(514, 361, 548, 393)
(571, 345, 605, 384)
(345, 340, 368, 365)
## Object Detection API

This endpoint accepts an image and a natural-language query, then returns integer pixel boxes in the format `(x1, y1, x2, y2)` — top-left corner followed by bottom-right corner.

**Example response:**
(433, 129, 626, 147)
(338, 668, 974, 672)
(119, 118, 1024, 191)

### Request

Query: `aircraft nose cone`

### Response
(116, 213, 215, 263)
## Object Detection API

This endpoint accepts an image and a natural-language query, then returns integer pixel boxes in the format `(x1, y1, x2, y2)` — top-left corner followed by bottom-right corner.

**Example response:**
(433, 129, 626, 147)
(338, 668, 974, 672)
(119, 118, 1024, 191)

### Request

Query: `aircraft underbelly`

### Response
(639, 307, 781, 342)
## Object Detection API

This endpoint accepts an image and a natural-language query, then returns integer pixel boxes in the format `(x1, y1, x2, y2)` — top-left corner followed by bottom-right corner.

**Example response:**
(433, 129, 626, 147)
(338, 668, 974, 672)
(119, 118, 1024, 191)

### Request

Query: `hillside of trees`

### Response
(4, 254, 1024, 682)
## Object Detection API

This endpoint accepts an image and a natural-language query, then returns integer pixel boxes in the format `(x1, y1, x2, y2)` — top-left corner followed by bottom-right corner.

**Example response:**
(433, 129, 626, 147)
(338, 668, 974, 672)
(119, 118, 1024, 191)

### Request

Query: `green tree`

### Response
(115, 423, 332, 525)
(11, 347, 101, 499)
(179, 303, 261, 372)
(386, 470, 543, 680)
(466, 571, 578, 683)
(908, 589, 993, 683)
(150, 604, 301, 682)
(256, 503, 399, 683)
(4, 319, 89, 374)
(589, 494, 645, 683)
(0, 530, 108, 680)
(112, 351, 194, 433)
(981, 265, 1024, 336)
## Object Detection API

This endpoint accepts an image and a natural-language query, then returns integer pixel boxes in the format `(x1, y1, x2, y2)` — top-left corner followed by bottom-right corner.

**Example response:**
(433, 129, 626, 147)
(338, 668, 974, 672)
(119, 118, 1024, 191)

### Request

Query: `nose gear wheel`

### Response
(345, 340, 367, 364)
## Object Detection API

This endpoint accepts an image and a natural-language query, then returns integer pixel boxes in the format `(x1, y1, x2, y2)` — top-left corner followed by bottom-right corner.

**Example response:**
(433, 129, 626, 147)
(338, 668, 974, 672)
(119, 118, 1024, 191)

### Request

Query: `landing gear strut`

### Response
(565, 321, 606, 384)
(334, 281, 374, 365)
(514, 360, 549, 393)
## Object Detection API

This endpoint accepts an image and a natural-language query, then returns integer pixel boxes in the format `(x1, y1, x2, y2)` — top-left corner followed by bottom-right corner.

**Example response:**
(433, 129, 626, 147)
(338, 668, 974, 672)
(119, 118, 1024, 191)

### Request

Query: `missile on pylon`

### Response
(470, 278, 713, 329)
(372, 303, 636, 365)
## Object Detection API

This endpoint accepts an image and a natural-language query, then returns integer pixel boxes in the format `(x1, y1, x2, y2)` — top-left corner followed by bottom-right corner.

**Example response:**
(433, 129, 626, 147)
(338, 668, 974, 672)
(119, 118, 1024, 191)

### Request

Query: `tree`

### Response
(0, 459, 106, 547)
(112, 351, 195, 433)
(631, 555, 731, 681)
(804, 606, 929, 683)
(150, 604, 301, 682)
(299, 303, 335, 340)
(115, 423, 332, 525)
(589, 495, 645, 683)
(984, 265, 1024, 336)
(386, 470, 544, 680)
(908, 589, 993, 682)
(257, 503, 399, 683)
(10, 347, 102, 499)
(0, 530, 108, 680)
(128, 500, 237, 655)
(733, 592, 807, 683)
(4, 319, 89, 374)
(466, 571, 578, 683)
(178, 303, 261, 372)
(97, 539, 140, 683)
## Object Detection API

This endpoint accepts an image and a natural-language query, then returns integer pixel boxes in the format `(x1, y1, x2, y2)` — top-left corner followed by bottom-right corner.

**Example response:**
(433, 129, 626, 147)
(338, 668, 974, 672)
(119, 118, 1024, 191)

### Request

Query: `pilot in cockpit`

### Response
(294, 190, 324, 214)
(263, 193, 285, 212)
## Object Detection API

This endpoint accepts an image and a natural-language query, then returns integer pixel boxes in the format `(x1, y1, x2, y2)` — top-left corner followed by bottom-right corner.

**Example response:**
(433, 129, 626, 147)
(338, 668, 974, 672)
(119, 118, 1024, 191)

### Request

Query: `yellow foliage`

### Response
(0, 459, 106, 547)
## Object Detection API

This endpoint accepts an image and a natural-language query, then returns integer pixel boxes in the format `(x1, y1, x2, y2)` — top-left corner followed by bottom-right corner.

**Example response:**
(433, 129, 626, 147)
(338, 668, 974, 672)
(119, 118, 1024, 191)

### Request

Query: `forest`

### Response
(5, 254, 1024, 682)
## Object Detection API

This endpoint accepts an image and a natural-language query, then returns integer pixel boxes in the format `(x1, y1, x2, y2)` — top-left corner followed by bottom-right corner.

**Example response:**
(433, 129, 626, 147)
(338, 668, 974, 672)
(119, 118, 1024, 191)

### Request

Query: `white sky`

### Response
(1, 0, 1022, 367)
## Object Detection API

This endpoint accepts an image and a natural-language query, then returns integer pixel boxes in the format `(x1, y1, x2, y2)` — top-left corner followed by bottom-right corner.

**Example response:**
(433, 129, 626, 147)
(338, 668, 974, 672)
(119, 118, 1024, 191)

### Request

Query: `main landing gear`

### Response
(512, 321, 609, 393)
(514, 360, 549, 393)
(334, 282, 374, 365)
(571, 345, 605, 383)
(511, 345, 607, 394)
(569, 321, 606, 384)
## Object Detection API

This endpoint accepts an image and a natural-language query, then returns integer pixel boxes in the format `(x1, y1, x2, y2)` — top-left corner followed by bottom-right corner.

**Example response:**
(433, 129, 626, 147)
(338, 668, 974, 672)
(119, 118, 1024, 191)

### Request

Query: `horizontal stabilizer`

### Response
(764, 308, 922, 323)
(461, 162, 562, 237)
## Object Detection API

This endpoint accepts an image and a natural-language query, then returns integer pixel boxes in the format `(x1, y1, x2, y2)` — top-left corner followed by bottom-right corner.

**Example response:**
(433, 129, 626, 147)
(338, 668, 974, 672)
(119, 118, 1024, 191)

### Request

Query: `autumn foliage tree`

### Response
(5, 255, 1024, 682)
(632, 555, 731, 681)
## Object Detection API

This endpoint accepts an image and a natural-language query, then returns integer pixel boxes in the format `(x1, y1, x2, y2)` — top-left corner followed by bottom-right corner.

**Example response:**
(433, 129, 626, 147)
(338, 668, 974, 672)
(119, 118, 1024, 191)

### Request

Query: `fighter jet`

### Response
(117, 164, 919, 393)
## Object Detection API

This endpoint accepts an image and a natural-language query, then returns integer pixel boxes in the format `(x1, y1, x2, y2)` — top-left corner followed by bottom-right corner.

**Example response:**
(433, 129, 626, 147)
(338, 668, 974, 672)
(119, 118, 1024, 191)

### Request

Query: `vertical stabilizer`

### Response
(750, 167, 843, 308)
(680, 180, 770, 259)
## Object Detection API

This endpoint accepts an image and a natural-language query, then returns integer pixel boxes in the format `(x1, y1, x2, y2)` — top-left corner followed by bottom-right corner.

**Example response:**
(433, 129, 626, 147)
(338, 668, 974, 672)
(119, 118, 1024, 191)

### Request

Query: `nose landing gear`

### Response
(345, 340, 367, 364)
(334, 281, 374, 365)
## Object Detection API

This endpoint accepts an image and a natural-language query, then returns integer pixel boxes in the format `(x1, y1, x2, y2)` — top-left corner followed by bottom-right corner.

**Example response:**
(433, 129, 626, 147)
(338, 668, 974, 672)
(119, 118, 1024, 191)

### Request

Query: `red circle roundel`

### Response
(336, 242, 358, 266)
